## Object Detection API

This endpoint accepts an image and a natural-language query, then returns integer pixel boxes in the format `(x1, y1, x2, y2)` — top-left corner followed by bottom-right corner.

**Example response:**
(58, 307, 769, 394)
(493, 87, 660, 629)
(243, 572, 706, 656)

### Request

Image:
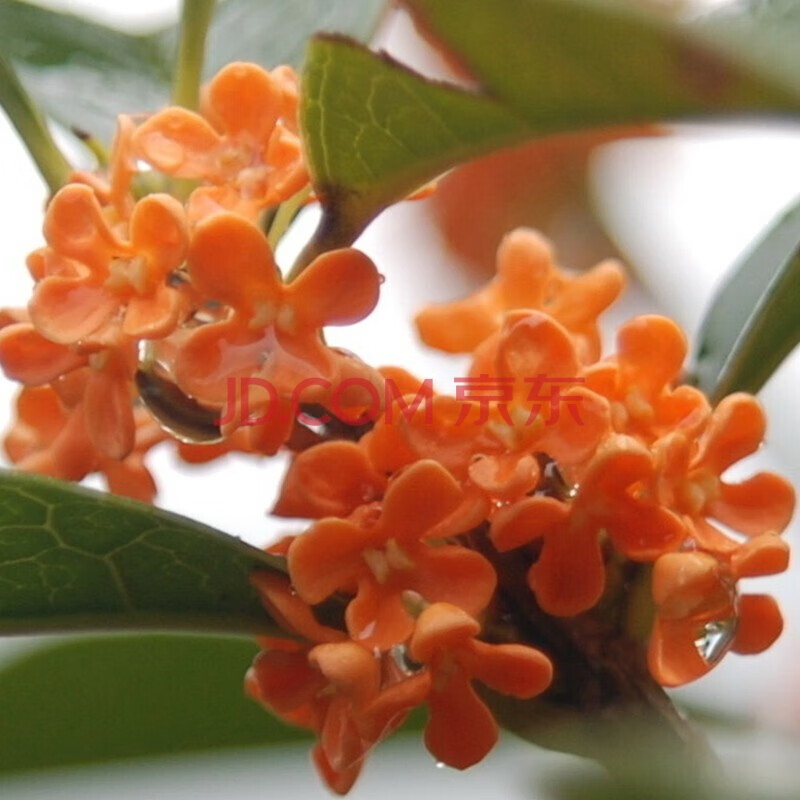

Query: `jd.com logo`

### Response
(216, 374, 587, 427)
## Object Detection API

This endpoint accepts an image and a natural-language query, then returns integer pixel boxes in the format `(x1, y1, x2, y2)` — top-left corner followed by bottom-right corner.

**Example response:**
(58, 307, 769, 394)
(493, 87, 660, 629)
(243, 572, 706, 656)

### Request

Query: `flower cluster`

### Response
(0, 62, 380, 499)
(0, 61, 793, 795)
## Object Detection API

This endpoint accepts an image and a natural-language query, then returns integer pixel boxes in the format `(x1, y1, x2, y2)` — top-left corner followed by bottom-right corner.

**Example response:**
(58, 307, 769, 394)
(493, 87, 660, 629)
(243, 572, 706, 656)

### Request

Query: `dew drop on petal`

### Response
(694, 618, 738, 665)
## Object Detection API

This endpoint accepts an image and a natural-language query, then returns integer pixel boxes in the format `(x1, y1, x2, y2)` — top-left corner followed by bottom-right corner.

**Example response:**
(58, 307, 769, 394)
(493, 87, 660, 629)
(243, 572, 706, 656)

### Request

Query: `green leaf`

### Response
(692, 199, 800, 401)
(301, 0, 800, 252)
(0, 470, 284, 636)
(0, 0, 387, 143)
(0, 634, 308, 773)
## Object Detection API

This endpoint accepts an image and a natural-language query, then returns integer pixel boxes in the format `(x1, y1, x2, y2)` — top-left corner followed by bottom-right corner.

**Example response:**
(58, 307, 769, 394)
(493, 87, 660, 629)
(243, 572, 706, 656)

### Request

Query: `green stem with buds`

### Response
(172, 0, 217, 110)
(0, 52, 71, 193)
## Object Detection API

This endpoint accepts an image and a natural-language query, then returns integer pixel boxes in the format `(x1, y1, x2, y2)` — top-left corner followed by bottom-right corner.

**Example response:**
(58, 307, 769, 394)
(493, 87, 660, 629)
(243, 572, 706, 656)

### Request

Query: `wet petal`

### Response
(29, 277, 117, 344)
(0, 323, 85, 385)
(132, 107, 220, 177)
(647, 616, 712, 687)
(188, 213, 280, 312)
(123, 283, 185, 340)
(345, 578, 414, 650)
(425, 672, 498, 769)
(409, 603, 481, 663)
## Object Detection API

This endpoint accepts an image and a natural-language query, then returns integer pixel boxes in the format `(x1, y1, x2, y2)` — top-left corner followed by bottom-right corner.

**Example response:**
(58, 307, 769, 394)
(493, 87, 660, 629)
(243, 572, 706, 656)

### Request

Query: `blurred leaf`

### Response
(0, 470, 284, 636)
(431, 125, 663, 275)
(302, 0, 800, 253)
(692, 198, 800, 401)
(0, 634, 308, 773)
(0, 0, 387, 143)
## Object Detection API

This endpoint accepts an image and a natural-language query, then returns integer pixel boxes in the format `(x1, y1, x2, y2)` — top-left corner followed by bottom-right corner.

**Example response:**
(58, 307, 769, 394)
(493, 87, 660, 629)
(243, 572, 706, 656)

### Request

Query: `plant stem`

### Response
(172, 0, 217, 110)
(268, 186, 312, 252)
(0, 52, 71, 193)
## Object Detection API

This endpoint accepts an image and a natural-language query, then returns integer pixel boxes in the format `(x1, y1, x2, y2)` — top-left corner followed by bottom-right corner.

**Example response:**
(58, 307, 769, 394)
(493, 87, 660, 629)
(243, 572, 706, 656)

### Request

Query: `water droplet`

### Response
(135, 368, 223, 444)
(694, 618, 738, 665)
(435, 762, 445, 770)
(378, 273, 386, 285)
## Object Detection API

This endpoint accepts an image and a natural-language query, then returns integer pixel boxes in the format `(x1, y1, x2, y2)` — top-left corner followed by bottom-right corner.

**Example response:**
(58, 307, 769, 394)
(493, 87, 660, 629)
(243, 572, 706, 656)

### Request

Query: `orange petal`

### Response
(288, 519, 370, 604)
(409, 546, 497, 619)
(530, 524, 605, 616)
(490, 496, 569, 552)
(123, 283, 185, 340)
(694, 393, 765, 475)
(495, 227, 553, 308)
(132, 107, 220, 178)
(607, 500, 685, 561)
(252, 571, 345, 644)
(29, 277, 117, 344)
(312, 743, 363, 796)
(207, 61, 281, 141)
(188, 212, 280, 313)
(730, 535, 790, 579)
(44, 184, 122, 271)
(0, 323, 84, 385)
(496, 311, 580, 382)
(380, 460, 464, 543)
(345, 578, 414, 650)
(409, 603, 481, 663)
(250, 648, 324, 715)
(415, 297, 497, 354)
(708, 472, 795, 536)
(173, 319, 267, 406)
(83, 365, 135, 460)
(102, 456, 158, 503)
(286, 249, 380, 329)
(359, 672, 432, 743)
(129, 193, 188, 278)
(425, 672, 498, 769)
(467, 451, 540, 501)
(616, 315, 686, 395)
(462, 640, 553, 698)
(309, 642, 380, 704)
(651, 552, 727, 620)
(273, 441, 386, 519)
(647, 616, 712, 687)
(732, 594, 783, 654)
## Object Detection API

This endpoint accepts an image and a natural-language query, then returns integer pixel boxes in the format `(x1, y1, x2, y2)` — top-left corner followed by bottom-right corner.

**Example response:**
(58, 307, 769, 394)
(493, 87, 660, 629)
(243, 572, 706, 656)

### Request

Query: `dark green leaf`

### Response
(692, 199, 800, 401)
(0, 634, 308, 773)
(0, 470, 284, 636)
(0, 0, 387, 142)
(301, 0, 800, 251)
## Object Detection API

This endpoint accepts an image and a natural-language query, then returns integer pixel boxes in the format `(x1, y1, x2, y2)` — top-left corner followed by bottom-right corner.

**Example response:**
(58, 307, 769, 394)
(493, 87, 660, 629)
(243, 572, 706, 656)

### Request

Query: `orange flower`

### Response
(491, 435, 685, 616)
(273, 440, 387, 519)
(0, 321, 139, 460)
(584, 315, 709, 441)
(654, 393, 795, 553)
(416, 227, 624, 363)
(132, 62, 307, 220)
(4, 385, 163, 501)
(28, 184, 188, 344)
(248, 640, 429, 794)
(288, 460, 497, 650)
(408, 602, 552, 769)
(648, 537, 789, 686)
(171, 211, 381, 449)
